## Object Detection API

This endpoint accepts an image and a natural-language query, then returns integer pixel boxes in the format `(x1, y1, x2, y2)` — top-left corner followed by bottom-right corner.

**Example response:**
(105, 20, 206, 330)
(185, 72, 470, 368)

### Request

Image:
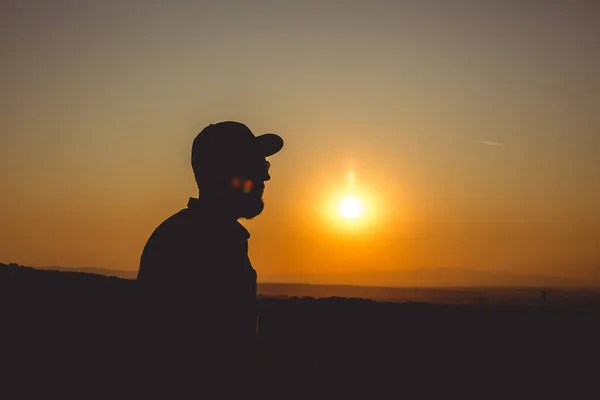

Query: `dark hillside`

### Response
(1, 263, 598, 397)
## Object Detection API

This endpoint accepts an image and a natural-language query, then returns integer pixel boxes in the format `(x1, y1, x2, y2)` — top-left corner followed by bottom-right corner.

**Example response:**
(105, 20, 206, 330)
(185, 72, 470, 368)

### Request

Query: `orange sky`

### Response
(1, 1, 599, 285)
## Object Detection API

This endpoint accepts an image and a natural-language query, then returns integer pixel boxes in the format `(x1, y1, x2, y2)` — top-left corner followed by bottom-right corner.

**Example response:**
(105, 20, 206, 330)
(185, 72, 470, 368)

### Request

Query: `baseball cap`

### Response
(192, 121, 283, 179)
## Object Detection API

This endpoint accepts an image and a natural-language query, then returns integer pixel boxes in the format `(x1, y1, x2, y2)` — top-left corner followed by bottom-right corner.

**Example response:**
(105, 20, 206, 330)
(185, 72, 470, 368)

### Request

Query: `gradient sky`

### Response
(1, 0, 599, 285)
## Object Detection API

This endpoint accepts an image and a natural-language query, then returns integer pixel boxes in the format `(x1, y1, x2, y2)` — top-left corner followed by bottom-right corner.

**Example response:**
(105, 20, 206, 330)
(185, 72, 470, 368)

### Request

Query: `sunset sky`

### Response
(1, 1, 599, 285)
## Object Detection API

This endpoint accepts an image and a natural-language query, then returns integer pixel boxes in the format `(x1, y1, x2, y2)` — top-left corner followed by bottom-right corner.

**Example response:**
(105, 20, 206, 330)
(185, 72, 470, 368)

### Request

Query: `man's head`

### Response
(191, 121, 283, 219)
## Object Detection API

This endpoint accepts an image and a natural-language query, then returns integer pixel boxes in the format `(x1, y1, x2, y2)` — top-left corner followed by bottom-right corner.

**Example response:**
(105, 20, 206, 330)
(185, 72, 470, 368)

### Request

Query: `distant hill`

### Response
(262, 267, 598, 288)
(2, 262, 599, 305)
(3, 263, 597, 288)
(34, 265, 138, 279)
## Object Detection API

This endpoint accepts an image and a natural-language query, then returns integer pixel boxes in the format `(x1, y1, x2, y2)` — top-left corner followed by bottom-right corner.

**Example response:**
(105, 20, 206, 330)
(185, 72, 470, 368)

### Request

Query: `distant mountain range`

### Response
(5, 263, 596, 288)
(2, 262, 599, 305)
(261, 267, 599, 288)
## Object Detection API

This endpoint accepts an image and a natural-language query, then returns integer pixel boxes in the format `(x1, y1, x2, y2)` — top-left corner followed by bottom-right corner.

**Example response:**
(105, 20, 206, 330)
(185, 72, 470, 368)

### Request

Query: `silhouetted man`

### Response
(136, 121, 283, 393)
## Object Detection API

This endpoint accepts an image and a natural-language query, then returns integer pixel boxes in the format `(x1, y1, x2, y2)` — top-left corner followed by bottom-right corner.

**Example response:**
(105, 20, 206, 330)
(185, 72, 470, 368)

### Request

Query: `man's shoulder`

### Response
(140, 201, 250, 262)
(144, 208, 199, 247)
(156, 208, 193, 232)
(138, 207, 206, 278)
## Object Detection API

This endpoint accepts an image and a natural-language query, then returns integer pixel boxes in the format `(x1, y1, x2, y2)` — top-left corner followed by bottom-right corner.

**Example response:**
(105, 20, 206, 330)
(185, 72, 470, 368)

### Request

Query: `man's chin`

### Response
(240, 199, 264, 219)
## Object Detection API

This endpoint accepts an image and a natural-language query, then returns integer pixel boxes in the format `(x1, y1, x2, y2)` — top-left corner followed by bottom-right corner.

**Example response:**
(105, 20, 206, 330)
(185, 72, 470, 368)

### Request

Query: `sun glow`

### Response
(320, 168, 381, 232)
(339, 196, 364, 219)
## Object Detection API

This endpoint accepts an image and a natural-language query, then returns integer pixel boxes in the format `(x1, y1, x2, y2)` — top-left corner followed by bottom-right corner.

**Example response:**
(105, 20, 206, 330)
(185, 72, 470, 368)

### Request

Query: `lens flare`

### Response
(243, 179, 253, 193)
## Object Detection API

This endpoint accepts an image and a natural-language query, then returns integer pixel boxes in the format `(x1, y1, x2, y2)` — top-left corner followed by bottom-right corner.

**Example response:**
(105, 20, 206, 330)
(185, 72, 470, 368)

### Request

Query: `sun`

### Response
(339, 196, 364, 219)
(320, 168, 382, 231)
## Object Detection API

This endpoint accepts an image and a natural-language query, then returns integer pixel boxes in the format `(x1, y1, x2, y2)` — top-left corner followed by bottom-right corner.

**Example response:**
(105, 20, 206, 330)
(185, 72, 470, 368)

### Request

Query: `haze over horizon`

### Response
(2, 1, 599, 286)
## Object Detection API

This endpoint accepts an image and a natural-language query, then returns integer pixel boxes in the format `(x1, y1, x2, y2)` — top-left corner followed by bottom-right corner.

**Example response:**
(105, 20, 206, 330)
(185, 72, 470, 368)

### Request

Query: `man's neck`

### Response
(189, 195, 239, 221)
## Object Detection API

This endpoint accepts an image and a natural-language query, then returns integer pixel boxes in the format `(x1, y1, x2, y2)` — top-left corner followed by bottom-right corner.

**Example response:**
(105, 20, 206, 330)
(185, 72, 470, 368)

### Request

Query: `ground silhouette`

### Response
(2, 263, 599, 398)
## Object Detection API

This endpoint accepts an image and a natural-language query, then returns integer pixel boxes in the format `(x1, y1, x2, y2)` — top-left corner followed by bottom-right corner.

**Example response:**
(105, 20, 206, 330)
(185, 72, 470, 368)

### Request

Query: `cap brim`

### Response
(256, 133, 284, 157)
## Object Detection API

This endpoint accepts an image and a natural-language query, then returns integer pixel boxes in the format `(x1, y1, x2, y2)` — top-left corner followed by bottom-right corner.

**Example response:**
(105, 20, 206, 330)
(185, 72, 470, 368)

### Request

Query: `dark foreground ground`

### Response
(2, 264, 599, 398)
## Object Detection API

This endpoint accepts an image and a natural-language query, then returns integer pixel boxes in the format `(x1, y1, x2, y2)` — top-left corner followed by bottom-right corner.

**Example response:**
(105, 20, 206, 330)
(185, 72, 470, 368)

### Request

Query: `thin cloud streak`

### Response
(475, 140, 506, 148)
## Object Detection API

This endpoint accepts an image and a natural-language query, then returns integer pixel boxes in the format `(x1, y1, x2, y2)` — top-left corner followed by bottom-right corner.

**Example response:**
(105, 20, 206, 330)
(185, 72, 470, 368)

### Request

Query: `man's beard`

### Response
(237, 192, 265, 219)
